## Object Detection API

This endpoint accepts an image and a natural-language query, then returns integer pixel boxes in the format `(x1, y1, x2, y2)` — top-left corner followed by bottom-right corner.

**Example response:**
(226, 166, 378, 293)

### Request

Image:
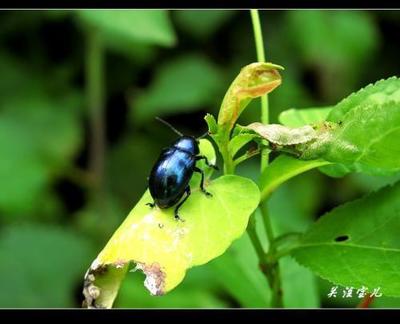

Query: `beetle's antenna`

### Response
(196, 131, 209, 140)
(155, 117, 183, 136)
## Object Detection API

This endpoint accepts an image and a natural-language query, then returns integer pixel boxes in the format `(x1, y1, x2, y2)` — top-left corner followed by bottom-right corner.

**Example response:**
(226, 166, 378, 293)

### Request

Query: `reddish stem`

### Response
(357, 294, 375, 308)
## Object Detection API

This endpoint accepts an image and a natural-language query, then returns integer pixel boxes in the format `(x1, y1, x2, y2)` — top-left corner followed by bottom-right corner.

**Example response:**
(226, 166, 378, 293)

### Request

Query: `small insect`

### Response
(146, 117, 218, 221)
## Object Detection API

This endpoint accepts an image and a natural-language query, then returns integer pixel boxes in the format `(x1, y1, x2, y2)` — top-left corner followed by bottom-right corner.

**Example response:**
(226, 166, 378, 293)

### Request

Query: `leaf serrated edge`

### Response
(290, 181, 400, 298)
(328, 76, 400, 122)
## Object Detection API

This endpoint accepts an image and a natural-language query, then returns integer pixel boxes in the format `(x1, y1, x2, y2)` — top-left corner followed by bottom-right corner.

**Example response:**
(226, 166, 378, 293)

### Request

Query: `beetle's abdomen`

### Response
(149, 149, 195, 208)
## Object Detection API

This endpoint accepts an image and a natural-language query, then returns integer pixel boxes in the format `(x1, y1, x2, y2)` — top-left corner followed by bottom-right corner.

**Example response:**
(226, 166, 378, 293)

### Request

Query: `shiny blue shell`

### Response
(148, 136, 199, 208)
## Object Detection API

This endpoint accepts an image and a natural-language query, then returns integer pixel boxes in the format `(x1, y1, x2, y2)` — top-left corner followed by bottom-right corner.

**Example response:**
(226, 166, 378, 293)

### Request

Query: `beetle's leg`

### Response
(146, 202, 156, 208)
(174, 186, 191, 222)
(193, 166, 212, 197)
(195, 155, 219, 171)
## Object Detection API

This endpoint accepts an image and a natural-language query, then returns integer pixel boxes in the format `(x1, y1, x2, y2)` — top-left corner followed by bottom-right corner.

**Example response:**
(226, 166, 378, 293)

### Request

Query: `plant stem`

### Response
(221, 145, 235, 175)
(357, 294, 375, 308)
(250, 9, 283, 308)
(261, 203, 284, 308)
(250, 9, 269, 173)
(86, 27, 106, 199)
(246, 221, 273, 288)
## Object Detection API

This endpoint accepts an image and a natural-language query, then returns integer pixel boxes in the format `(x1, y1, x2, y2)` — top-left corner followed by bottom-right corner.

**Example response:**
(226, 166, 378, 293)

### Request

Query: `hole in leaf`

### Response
(334, 235, 349, 242)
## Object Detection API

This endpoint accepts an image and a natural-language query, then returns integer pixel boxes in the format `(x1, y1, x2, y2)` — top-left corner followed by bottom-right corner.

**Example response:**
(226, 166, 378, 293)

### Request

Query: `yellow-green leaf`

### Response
(82, 140, 260, 308)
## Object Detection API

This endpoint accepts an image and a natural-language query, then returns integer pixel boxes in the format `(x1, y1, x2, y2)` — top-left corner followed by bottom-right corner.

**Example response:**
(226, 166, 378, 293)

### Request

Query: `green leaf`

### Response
(0, 224, 94, 307)
(327, 77, 400, 123)
(204, 113, 218, 135)
(285, 11, 379, 99)
(321, 101, 400, 175)
(286, 11, 378, 69)
(259, 154, 331, 202)
(77, 10, 176, 47)
(100, 36, 157, 65)
(279, 106, 333, 127)
(318, 77, 400, 176)
(318, 164, 353, 178)
(291, 181, 400, 297)
(350, 172, 400, 192)
(131, 55, 224, 122)
(174, 10, 235, 39)
(228, 133, 258, 158)
(83, 140, 260, 308)
(297, 77, 400, 176)
(0, 92, 82, 215)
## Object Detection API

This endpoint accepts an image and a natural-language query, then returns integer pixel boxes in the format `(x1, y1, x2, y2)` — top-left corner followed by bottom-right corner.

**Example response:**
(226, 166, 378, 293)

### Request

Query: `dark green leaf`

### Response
(286, 11, 378, 68)
(174, 10, 236, 39)
(77, 10, 176, 47)
(131, 55, 224, 122)
(292, 182, 400, 297)
(0, 224, 94, 307)
(0, 93, 82, 214)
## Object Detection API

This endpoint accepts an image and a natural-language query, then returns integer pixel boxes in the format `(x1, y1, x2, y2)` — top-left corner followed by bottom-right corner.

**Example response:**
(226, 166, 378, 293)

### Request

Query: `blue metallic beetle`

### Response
(146, 117, 218, 221)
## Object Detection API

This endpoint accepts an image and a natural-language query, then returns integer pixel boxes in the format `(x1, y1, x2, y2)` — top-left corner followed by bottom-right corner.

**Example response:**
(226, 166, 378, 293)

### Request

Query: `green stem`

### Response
(250, 9, 283, 308)
(221, 145, 235, 174)
(250, 9, 269, 173)
(246, 222, 273, 288)
(260, 204, 274, 247)
(233, 149, 261, 167)
(86, 27, 106, 199)
(261, 204, 283, 308)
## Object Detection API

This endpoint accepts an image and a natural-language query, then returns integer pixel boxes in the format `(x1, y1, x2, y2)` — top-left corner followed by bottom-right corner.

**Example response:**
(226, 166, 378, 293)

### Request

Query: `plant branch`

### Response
(86, 27, 106, 196)
(357, 294, 375, 308)
(246, 220, 273, 288)
(250, 9, 269, 173)
(250, 9, 283, 308)
(260, 203, 284, 308)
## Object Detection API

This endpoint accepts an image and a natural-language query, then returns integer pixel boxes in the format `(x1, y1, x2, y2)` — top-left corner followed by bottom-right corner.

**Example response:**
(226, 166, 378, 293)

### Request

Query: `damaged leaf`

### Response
(245, 122, 317, 146)
(83, 139, 260, 308)
(316, 77, 400, 176)
(291, 181, 400, 297)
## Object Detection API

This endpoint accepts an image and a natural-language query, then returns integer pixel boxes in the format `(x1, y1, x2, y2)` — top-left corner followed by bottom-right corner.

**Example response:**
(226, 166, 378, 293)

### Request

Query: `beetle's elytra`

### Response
(146, 118, 218, 221)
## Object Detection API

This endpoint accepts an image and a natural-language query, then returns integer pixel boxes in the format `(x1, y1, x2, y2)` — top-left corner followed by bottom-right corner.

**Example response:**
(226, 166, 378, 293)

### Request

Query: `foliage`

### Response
(0, 10, 399, 309)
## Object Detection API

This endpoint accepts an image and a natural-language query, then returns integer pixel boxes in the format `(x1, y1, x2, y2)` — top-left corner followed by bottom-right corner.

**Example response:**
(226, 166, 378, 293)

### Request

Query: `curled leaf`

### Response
(217, 62, 283, 138)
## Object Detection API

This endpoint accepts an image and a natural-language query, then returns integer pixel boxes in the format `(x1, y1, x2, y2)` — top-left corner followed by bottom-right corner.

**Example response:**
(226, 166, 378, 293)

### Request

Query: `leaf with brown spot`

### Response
(82, 139, 260, 308)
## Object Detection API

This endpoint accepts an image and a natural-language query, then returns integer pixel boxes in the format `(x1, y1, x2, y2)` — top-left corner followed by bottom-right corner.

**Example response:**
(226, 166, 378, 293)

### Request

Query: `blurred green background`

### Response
(0, 10, 399, 308)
